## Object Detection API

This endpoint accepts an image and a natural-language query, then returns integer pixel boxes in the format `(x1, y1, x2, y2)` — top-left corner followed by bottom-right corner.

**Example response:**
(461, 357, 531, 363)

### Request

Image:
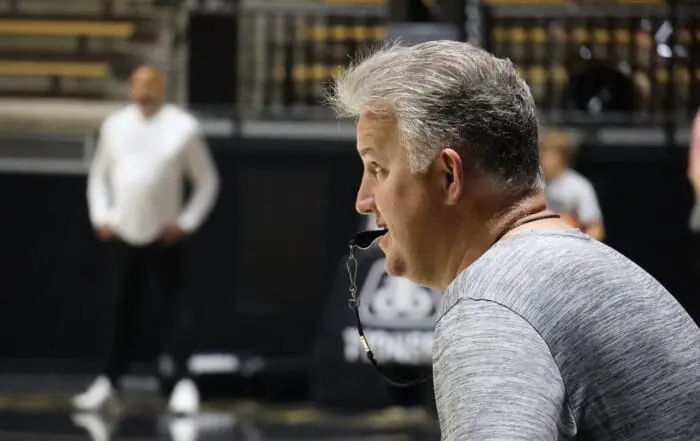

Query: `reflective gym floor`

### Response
(0, 374, 440, 441)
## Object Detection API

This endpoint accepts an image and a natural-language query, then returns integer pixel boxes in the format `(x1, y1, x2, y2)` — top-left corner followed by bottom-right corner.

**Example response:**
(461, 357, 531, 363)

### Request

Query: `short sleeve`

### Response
(575, 179, 603, 225)
(433, 299, 570, 441)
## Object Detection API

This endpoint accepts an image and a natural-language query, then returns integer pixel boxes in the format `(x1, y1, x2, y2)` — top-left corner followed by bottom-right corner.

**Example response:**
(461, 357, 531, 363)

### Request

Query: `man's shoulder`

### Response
(436, 240, 700, 440)
(439, 229, 695, 351)
(439, 230, 646, 319)
(162, 104, 199, 128)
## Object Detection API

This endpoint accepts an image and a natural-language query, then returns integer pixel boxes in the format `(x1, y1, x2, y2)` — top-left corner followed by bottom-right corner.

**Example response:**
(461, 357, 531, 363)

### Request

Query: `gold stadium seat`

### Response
(0, 19, 135, 38)
(483, 0, 661, 3)
(0, 17, 131, 96)
(324, 0, 385, 4)
(0, 60, 110, 78)
(484, 0, 566, 4)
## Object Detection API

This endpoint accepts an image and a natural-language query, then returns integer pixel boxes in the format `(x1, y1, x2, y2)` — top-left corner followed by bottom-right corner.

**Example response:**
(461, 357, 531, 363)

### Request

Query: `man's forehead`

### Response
(357, 137, 388, 160)
(356, 112, 395, 157)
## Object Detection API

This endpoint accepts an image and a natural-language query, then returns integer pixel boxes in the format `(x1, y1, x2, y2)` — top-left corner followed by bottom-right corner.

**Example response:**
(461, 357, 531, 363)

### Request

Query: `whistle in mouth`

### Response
(349, 229, 388, 249)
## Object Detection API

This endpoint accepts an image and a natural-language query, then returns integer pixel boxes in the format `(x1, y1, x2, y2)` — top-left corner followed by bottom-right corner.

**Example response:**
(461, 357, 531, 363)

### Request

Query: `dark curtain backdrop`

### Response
(0, 138, 695, 373)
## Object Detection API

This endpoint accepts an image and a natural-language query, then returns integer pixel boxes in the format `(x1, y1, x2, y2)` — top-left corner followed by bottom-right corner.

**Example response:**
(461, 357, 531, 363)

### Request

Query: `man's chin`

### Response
(383, 255, 436, 288)
(383, 255, 406, 278)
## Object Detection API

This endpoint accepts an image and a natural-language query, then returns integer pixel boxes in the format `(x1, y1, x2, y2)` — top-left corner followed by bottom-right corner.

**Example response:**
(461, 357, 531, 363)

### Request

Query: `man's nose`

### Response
(355, 178, 376, 215)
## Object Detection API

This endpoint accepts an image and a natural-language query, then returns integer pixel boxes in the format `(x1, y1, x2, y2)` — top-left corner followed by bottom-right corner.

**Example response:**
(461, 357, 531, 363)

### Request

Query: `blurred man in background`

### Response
(73, 65, 220, 414)
(540, 130, 605, 241)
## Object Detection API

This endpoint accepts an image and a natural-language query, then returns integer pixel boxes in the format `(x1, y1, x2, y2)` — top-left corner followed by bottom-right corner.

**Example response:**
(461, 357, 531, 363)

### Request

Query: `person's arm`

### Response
(176, 133, 220, 233)
(433, 299, 569, 441)
(687, 109, 700, 198)
(86, 127, 113, 229)
(687, 110, 700, 232)
(688, 200, 700, 233)
(576, 180, 605, 241)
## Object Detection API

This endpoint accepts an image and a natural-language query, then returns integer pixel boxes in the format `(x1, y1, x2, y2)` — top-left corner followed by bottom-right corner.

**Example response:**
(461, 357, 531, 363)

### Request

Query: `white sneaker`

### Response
(71, 376, 116, 411)
(70, 413, 111, 441)
(168, 416, 199, 441)
(168, 379, 200, 415)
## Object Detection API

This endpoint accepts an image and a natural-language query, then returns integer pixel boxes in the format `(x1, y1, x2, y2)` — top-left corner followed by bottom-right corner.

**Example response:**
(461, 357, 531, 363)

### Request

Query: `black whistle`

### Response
(349, 229, 388, 249)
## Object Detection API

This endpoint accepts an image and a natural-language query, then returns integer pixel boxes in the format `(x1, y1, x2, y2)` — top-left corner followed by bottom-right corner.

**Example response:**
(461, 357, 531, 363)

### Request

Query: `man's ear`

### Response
(438, 148, 463, 205)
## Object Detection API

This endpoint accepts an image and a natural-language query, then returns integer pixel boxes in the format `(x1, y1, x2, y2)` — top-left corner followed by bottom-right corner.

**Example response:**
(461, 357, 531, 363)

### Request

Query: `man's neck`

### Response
(441, 192, 550, 290)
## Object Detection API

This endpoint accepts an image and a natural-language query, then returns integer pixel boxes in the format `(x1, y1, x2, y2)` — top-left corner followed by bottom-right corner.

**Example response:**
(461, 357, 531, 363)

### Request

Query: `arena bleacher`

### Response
(0, 0, 178, 134)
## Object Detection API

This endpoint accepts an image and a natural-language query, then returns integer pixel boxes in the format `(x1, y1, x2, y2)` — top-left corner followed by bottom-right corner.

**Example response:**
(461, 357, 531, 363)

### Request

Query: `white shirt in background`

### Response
(544, 169, 602, 226)
(87, 104, 220, 246)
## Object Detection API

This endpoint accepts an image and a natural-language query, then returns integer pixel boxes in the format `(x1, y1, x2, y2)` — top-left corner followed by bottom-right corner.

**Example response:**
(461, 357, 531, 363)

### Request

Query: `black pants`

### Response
(102, 239, 192, 386)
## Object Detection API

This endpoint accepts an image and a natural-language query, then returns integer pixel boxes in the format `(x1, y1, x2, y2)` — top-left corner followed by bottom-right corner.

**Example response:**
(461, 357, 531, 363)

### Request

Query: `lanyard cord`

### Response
(491, 213, 562, 245)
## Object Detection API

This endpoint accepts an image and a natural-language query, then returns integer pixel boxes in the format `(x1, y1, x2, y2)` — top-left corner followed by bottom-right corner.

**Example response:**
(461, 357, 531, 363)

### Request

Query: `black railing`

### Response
(234, 3, 387, 121)
(185, 1, 700, 135)
(479, 2, 700, 131)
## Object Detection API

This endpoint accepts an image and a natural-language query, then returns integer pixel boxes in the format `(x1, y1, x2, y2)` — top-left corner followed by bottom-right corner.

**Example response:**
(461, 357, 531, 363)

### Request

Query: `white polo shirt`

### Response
(87, 104, 219, 246)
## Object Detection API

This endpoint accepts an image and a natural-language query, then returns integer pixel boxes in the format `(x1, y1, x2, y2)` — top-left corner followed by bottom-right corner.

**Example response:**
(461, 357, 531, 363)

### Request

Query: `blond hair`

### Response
(540, 130, 576, 165)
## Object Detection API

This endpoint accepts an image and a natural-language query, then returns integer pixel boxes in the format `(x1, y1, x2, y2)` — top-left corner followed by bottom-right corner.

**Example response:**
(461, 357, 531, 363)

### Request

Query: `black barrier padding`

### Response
(0, 138, 695, 379)
(189, 144, 363, 360)
(311, 246, 393, 411)
(311, 235, 443, 412)
(575, 145, 699, 324)
(0, 174, 115, 365)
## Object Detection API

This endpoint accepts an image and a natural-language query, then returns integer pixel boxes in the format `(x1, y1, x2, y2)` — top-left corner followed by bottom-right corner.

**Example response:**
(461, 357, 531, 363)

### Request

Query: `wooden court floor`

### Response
(0, 374, 440, 441)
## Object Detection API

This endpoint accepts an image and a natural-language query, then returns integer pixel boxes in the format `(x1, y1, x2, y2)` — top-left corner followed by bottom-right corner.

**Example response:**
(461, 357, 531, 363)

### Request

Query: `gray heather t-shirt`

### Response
(433, 229, 700, 441)
(545, 170, 602, 225)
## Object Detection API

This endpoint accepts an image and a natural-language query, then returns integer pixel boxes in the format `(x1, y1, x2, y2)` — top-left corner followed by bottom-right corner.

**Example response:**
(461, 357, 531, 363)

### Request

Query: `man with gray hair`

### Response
(329, 41, 699, 440)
